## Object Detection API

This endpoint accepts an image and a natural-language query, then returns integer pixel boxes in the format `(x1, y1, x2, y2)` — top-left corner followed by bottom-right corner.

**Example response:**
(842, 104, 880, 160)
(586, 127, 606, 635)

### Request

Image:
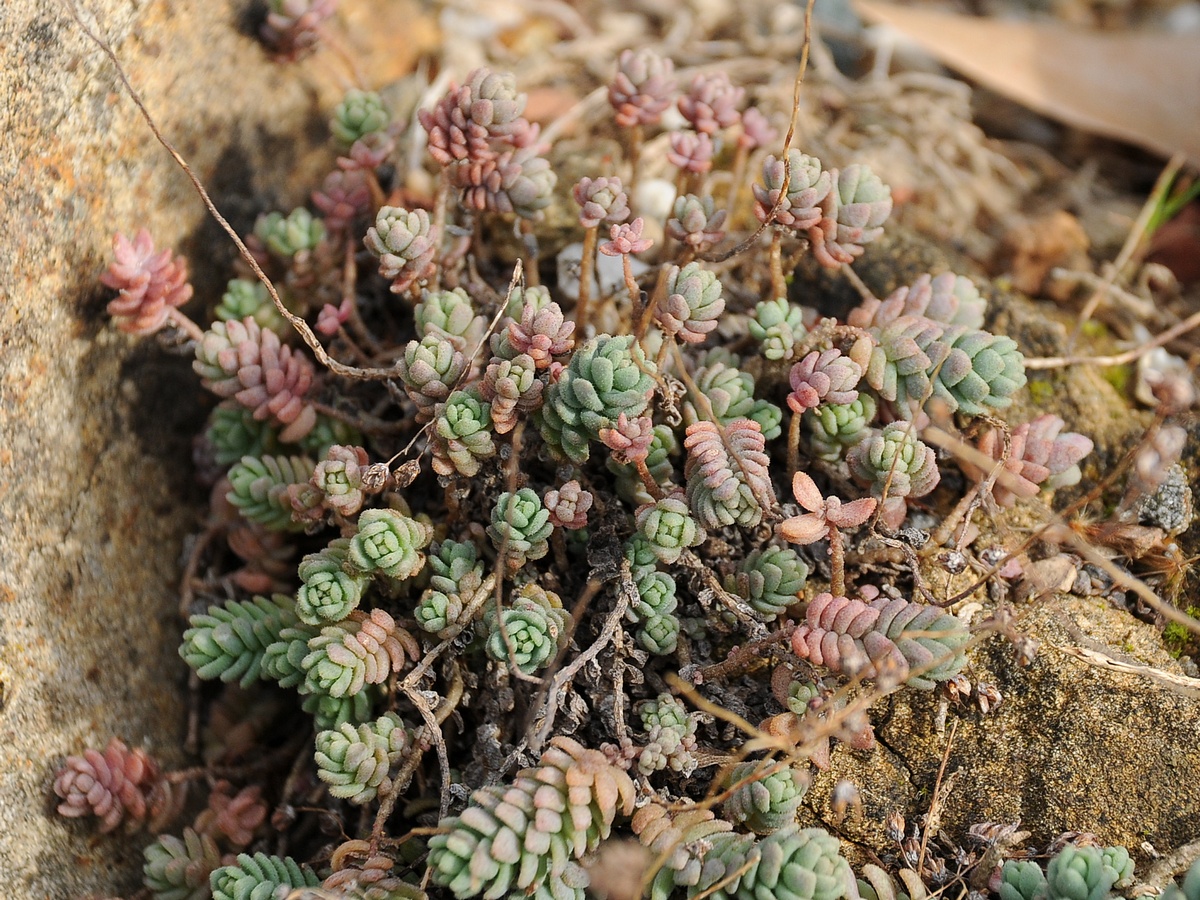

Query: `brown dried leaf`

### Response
(854, 1, 1200, 166)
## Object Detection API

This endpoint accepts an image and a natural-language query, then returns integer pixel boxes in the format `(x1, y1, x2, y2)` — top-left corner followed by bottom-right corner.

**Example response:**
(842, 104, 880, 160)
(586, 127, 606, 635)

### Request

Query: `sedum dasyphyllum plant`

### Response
(58, 35, 1145, 900)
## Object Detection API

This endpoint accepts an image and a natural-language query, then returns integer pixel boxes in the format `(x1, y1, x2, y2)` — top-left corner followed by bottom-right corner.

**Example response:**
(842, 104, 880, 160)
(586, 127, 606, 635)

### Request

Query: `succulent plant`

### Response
(632, 803, 736, 900)
(667, 193, 727, 251)
(484, 583, 569, 674)
(608, 423, 678, 505)
(634, 804, 853, 900)
(143, 827, 221, 900)
(749, 297, 807, 361)
(810, 164, 893, 267)
(452, 147, 556, 220)
(182, 594, 299, 686)
(625, 532, 661, 579)
(480, 353, 543, 434)
(194, 318, 317, 442)
(312, 444, 370, 517)
(686, 361, 782, 441)
(487, 488, 554, 570)
(1161, 858, 1200, 900)
(255, 208, 326, 260)
(788, 349, 862, 413)
(573, 176, 631, 228)
(753, 151, 832, 230)
(296, 538, 367, 625)
(503, 283, 553, 321)
(364, 206, 437, 294)
(215, 278, 287, 334)
(678, 71, 744, 134)
(779, 472, 877, 547)
(636, 492, 704, 565)
(101, 229, 193, 336)
(1000, 860, 1049, 900)
(658, 262, 725, 344)
(314, 712, 409, 804)
(262, 621, 320, 689)
(347, 508, 432, 580)
(667, 131, 715, 175)
(931, 326, 1027, 416)
(723, 759, 810, 834)
(849, 272, 986, 331)
(739, 106, 778, 150)
(428, 539, 484, 597)
(415, 287, 486, 353)
(302, 685, 380, 731)
(205, 403, 281, 467)
(537, 334, 657, 464)
(395, 334, 468, 423)
(331, 89, 390, 148)
(791, 590, 969, 690)
(599, 216, 654, 256)
(848, 422, 940, 502)
(322, 851, 425, 899)
(210, 852, 319, 900)
(638, 694, 697, 766)
(608, 48, 676, 128)
(313, 168, 372, 233)
(420, 72, 508, 165)
(505, 297, 575, 367)
(863, 315, 948, 414)
(727, 547, 809, 619)
(1045, 845, 1119, 900)
(414, 589, 464, 637)
(544, 480, 593, 530)
(637, 612, 681, 655)
(226, 454, 315, 531)
(631, 569, 679, 621)
(54, 737, 161, 834)
(684, 419, 774, 529)
(260, 0, 336, 60)
(431, 388, 496, 478)
(426, 736, 635, 899)
(1100, 846, 1134, 888)
(298, 412, 364, 459)
(193, 782, 267, 849)
(302, 608, 420, 698)
(807, 395, 877, 462)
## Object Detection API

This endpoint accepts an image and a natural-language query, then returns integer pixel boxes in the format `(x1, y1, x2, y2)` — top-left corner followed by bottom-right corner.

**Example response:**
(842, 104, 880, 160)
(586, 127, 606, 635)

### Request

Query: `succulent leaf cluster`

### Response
(537, 335, 656, 464)
(488, 488, 554, 571)
(483, 583, 570, 674)
(791, 590, 969, 689)
(749, 297, 808, 361)
(723, 759, 810, 834)
(635, 693, 698, 775)
(210, 852, 319, 900)
(314, 712, 409, 804)
(182, 594, 299, 687)
(727, 547, 809, 619)
(426, 737, 634, 899)
(348, 508, 432, 580)
(101, 229, 193, 335)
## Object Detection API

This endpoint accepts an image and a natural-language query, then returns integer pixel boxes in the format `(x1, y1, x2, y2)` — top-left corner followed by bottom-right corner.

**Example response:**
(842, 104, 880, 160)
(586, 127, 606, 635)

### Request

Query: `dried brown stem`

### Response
(575, 225, 599, 334)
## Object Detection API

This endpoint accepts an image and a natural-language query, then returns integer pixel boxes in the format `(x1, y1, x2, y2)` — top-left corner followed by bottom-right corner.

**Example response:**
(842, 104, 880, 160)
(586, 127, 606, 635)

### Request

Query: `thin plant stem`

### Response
(828, 525, 846, 597)
(769, 230, 785, 300)
(575, 225, 598, 334)
(787, 409, 802, 482)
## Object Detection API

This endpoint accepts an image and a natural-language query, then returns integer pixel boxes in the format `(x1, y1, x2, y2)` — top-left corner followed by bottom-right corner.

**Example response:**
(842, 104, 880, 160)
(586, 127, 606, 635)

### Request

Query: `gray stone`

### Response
(0, 2, 341, 895)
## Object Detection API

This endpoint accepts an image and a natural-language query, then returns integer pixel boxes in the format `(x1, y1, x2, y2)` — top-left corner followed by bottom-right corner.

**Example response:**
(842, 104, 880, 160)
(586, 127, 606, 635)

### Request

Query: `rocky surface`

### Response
(0, 1, 433, 896)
